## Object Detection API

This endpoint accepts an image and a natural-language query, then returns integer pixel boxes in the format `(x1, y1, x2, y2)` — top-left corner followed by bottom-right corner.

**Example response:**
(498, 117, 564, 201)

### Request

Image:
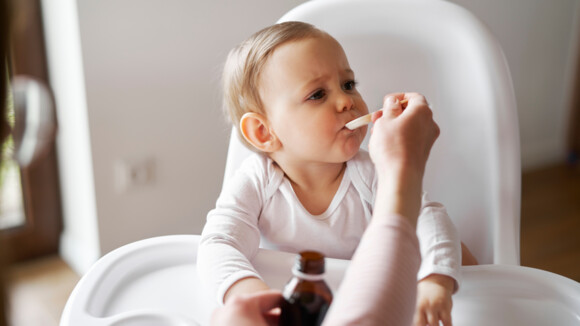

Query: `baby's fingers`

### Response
(426, 311, 439, 326)
(440, 310, 453, 326)
(413, 310, 427, 326)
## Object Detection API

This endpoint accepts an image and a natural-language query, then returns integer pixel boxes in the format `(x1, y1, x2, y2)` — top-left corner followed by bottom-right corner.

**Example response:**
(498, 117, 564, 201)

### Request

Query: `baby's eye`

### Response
(308, 89, 326, 100)
(343, 80, 357, 91)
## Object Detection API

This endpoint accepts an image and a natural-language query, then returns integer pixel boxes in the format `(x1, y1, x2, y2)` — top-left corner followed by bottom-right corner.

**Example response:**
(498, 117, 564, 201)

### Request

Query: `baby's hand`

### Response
(414, 274, 455, 326)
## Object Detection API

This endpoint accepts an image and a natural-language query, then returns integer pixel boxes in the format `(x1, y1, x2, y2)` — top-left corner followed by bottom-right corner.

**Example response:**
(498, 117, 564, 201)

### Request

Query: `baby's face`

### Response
(259, 34, 368, 164)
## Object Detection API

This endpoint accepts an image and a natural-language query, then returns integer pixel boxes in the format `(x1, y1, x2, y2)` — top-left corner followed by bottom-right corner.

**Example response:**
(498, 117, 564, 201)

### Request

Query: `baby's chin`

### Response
(342, 135, 365, 160)
(331, 125, 367, 161)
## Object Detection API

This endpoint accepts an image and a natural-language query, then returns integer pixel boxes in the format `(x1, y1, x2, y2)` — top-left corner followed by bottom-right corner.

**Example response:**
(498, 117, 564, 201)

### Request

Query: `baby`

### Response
(198, 21, 461, 326)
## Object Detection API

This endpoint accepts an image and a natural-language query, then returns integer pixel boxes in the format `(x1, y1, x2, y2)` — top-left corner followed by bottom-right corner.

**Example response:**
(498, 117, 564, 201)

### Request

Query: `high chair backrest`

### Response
(223, 0, 521, 265)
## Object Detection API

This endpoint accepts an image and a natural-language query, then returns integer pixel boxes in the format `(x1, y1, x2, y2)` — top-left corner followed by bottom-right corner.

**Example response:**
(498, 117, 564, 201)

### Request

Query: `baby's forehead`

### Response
(285, 32, 338, 48)
(259, 33, 352, 87)
(270, 33, 344, 62)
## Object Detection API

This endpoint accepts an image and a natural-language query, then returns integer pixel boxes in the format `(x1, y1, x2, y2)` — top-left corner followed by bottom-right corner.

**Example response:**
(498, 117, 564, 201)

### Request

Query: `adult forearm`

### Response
(323, 214, 421, 326)
(374, 165, 424, 228)
(323, 165, 423, 325)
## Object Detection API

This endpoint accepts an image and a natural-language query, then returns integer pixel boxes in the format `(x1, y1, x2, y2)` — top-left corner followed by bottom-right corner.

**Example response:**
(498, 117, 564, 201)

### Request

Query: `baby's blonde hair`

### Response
(222, 21, 325, 150)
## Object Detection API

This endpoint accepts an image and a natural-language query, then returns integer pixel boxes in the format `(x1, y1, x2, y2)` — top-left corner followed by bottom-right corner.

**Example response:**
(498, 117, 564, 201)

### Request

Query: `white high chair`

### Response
(60, 1, 580, 325)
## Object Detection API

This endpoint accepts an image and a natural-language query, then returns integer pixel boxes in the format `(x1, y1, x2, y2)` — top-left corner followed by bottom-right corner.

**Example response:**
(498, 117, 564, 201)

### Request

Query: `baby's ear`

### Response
(239, 112, 280, 152)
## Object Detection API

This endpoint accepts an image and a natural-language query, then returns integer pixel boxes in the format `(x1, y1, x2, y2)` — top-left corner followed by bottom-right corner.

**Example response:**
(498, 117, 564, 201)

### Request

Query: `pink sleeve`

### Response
(323, 214, 421, 326)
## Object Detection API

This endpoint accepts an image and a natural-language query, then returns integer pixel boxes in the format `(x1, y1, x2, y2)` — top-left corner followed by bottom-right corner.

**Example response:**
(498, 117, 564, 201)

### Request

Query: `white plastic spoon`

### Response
(345, 99, 408, 130)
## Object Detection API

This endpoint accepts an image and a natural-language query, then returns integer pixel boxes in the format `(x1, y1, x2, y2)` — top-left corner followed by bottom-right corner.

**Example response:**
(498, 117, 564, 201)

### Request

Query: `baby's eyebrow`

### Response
(298, 79, 323, 97)
(342, 68, 355, 78)
(301, 68, 355, 90)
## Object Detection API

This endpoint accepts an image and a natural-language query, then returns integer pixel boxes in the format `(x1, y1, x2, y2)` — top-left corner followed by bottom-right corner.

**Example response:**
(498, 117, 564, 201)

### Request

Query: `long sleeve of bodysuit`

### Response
(416, 193, 461, 291)
(197, 156, 269, 303)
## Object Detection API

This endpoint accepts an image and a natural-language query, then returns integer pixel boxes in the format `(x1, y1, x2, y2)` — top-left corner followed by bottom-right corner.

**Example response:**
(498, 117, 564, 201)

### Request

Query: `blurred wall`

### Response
(43, 0, 305, 274)
(449, 0, 580, 171)
(41, 0, 579, 274)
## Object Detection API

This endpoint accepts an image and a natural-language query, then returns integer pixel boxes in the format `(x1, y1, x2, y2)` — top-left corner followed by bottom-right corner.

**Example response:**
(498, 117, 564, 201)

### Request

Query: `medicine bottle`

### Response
(279, 251, 333, 326)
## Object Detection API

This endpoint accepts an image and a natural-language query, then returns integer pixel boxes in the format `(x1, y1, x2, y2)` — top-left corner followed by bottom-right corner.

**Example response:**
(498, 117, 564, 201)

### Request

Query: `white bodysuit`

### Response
(197, 150, 461, 303)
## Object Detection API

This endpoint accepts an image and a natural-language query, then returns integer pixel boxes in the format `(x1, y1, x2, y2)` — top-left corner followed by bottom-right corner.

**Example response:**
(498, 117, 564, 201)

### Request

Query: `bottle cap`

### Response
(294, 251, 325, 274)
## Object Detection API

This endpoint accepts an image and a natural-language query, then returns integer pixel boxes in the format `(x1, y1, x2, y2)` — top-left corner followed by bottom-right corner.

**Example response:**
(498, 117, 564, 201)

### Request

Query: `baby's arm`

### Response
(197, 156, 271, 304)
(198, 210, 268, 304)
(414, 194, 461, 326)
(414, 274, 454, 326)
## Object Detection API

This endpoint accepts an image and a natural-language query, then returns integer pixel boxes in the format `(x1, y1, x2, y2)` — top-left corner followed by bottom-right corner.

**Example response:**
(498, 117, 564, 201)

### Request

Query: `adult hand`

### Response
(369, 93, 439, 175)
(368, 93, 439, 222)
(211, 290, 283, 326)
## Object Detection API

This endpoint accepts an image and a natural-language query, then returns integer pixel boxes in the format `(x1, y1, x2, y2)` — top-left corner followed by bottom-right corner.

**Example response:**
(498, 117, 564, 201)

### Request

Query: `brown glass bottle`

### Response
(279, 251, 333, 326)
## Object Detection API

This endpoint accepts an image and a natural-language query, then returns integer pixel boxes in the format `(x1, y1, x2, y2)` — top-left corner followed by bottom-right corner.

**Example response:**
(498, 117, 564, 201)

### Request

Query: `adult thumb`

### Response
(383, 96, 403, 119)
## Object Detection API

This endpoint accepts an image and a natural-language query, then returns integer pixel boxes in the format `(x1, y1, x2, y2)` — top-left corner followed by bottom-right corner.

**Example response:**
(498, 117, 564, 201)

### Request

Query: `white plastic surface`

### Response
(455, 265, 580, 325)
(224, 0, 521, 265)
(60, 235, 347, 326)
(61, 235, 580, 326)
(61, 0, 540, 325)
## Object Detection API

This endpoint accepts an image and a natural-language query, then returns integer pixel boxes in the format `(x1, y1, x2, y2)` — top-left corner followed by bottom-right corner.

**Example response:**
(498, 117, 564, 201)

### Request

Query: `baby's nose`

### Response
(338, 95, 355, 112)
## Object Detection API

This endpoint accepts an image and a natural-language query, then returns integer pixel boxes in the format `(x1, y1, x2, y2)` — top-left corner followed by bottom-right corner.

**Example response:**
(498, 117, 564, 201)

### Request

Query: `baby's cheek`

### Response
(344, 133, 364, 156)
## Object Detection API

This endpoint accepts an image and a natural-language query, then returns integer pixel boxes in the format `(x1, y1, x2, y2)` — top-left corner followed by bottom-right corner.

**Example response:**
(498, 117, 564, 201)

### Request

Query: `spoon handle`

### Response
(345, 99, 408, 130)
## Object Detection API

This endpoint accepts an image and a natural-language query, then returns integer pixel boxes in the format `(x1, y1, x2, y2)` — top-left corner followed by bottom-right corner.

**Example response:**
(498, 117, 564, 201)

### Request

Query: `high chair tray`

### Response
(60, 235, 580, 326)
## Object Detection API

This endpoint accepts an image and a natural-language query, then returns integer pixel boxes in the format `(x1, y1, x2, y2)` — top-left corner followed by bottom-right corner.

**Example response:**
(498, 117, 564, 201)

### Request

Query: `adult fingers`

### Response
(384, 92, 406, 103)
(381, 95, 403, 120)
(403, 92, 428, 107)
(400, 94, 440, 145)
(370, 109, 383, 124)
